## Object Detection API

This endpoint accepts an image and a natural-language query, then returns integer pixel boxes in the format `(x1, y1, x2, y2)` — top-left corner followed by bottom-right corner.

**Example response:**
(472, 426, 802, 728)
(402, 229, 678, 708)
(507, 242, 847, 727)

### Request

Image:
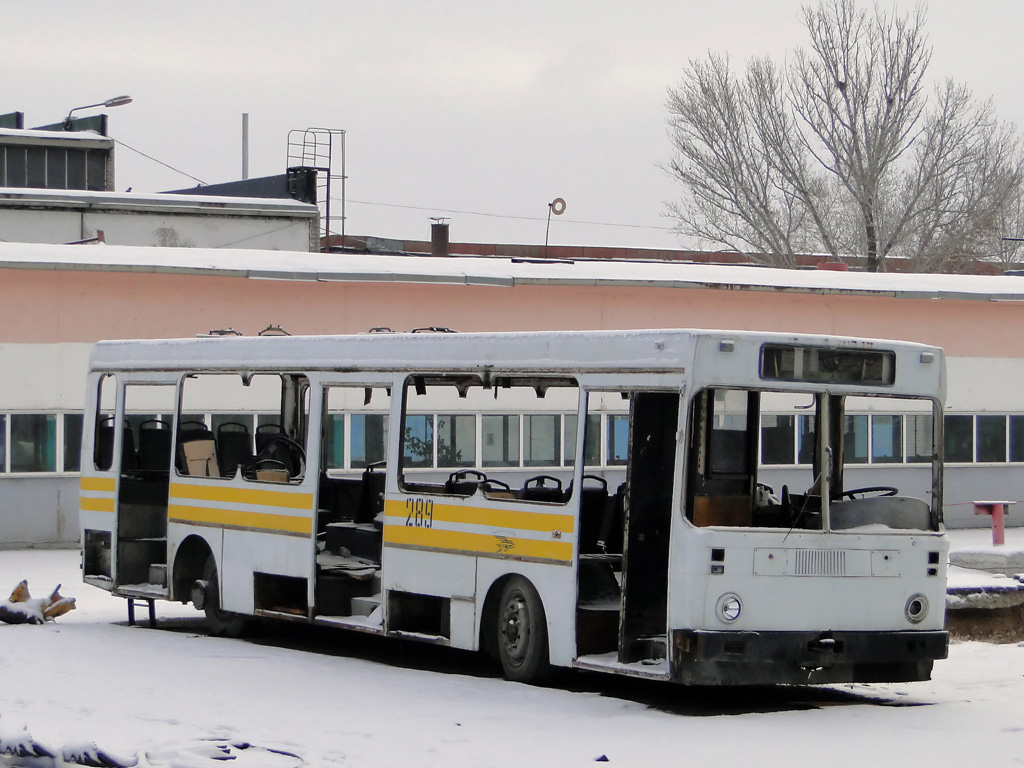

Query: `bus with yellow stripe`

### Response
(79, 328, 949, 685)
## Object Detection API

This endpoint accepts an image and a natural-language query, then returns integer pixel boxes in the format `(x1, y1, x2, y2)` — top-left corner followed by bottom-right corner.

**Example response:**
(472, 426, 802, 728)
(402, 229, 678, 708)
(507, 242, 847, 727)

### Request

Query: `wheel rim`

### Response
(501, 592, 530, 665)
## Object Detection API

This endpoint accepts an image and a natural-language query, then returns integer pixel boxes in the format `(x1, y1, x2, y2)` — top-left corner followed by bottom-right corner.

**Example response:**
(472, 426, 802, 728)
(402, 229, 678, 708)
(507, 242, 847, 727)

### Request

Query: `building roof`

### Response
(1, 240, 1024, 302)
(0, 127, 113, 149)
(0, 187, 319, 217)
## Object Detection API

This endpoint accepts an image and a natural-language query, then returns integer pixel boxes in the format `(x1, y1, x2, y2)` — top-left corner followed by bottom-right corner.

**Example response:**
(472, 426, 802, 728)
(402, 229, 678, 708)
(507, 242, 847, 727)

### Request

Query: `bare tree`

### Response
(666, 0, 1022, 272)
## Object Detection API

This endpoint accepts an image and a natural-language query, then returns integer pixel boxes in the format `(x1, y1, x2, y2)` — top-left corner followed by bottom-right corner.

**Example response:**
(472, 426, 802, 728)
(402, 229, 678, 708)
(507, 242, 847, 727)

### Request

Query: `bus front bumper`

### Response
(670, 629, 949, 685)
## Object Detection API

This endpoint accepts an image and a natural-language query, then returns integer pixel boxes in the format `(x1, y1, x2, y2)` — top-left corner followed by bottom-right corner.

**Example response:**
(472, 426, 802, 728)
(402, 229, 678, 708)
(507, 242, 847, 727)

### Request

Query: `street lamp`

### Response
(64, 95, 133, 127)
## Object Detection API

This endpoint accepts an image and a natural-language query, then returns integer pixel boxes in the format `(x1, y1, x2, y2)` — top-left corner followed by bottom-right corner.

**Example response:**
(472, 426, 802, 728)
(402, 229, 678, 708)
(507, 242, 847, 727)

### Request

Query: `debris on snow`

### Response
(0, 580, 77, 625)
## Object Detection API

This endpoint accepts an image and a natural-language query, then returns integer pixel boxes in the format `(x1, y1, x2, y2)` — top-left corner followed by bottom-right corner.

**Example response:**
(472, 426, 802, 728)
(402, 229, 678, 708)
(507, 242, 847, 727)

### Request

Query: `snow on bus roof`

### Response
(89, 328, 940, 374)
(1, 240, 1023, 301)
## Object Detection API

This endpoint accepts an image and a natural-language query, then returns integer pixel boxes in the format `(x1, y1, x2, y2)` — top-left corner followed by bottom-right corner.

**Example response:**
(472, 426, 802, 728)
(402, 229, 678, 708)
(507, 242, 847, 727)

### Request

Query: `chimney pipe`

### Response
(430, 217, 450, 257)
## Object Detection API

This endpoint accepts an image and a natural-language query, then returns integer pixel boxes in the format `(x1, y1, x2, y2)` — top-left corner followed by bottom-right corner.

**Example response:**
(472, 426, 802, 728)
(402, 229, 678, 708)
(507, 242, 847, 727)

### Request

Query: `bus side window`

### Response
(177, 373, 309, 483)
(397, 374, 579, 500)
(93, 374, 116, 471)
(688, 389, 758, 527)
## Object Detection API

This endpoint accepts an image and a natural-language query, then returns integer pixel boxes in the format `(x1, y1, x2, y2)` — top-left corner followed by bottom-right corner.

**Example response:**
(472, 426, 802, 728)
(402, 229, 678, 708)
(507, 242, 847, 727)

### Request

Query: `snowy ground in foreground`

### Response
(1, 533, 1023, 767)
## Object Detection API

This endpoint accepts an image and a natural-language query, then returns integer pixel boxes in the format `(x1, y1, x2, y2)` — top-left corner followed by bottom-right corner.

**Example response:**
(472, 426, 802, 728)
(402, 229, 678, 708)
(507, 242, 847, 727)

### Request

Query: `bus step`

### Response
(350, 595, 380, 617)
(148, 564, 168, 588)
(628, 636, 667, 662)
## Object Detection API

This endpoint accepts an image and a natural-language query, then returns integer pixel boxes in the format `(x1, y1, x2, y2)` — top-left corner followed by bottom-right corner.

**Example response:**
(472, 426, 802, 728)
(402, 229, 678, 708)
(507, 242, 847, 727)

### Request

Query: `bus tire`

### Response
(497, 576, 551, 684)
(202, 557, 246, 638)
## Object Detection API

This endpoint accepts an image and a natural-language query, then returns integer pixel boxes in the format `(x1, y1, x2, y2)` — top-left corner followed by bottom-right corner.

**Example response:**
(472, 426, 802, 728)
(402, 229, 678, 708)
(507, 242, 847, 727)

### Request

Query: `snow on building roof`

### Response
(0, 127, 113, 148)
(1, 240, 1024, 301)
(0, 187, 318, 217)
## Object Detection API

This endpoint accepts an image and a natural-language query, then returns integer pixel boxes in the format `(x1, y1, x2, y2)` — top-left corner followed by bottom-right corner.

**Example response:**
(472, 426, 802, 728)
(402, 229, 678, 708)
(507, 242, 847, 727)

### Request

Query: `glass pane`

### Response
(324, 414, 344, 469)
(585, 414, 600, 465)
(47, 148, 67, 190)
(906, 414, 934, 463)
(352, 414, 388, 468)
(563, 413, 601, 466)
(976, 415, 1006, 463)
(256, 414, 278, 428)
(482, 415, 519, 467)
(26, 146, 46, 187)
(843, 415, 868, 464)
(437, 414, 475, 468)
(66, 149, 85, 189)
(63, 413, 84, 472)
(944, 415, 973, 462)
(524, 414, 560, 467)
(403, 414, 434, 468)
(0, 414, 6, 472)
(86, 148, 106, 191)
(871, 415, 903, 464)
(760, 414, 795, 465)
(797, 414, 816, 464)
(563, 414, 577, 465)
(7, 146, 26, 187)
(1010, 416, 1024, 463)
(607, 414, 630, 466)
(11, 414, 56, 472)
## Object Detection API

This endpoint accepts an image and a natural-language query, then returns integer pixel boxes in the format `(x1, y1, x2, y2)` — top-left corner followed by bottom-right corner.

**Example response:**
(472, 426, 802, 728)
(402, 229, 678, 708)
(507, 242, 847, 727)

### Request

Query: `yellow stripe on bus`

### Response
(80, 477, 116, 493)
(80, 496, 115, 513)
(169, 483, 313, 511)
(384, 524, 573, 563)
(168, 504, 312, 535)
(383, 499, 575, 534)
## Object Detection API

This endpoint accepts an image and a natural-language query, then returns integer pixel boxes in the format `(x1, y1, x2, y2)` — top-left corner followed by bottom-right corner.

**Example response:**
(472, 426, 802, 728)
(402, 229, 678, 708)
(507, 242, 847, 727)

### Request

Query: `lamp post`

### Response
(64, 95, 133, 128)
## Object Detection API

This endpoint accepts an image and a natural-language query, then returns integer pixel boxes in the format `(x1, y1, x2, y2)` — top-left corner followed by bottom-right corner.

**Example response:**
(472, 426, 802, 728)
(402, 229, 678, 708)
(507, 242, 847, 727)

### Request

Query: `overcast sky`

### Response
(3, 1, 1023, 250)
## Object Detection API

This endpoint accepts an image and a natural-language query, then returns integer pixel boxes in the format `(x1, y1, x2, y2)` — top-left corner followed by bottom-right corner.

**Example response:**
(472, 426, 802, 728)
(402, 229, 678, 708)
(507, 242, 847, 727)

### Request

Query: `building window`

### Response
(944, 415, 973, 463)
(351, 414, 388, 468)
(0, 414, 6, 473)
(11, 414, 56, 472)
(760, 414, 795, 465)
(482, 415, 519, 467)
(871, 415, 903, 464)
(563, 414, 602, 466)
(63, 413, 84, 472)
(976, 415, 1007, 463)
(797, 414, 816, 464)
(1010, 416, 1024, 463)
(437, 414, 475, 468)
(906, 414, 933, 463)
(843, 415, 868, 464)
(324, 413, 344, 469)
(607, 414, 630, 466)
(403, 414, 434, 468)
(524, 414, 560, 467)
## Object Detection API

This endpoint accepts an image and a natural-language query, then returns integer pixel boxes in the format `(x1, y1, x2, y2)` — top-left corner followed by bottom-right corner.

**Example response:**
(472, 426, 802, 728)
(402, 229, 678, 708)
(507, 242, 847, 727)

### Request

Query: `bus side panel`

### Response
(219, 528, 314, 616)
(382, 547, 477, 648)
(475, 558, 578, 669)
(667, 522, 716, 630)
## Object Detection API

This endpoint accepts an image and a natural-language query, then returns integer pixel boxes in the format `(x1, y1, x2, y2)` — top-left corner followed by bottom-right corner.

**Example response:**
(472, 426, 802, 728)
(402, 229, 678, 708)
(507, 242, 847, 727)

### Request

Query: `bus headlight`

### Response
(716, 593, 742, 623)
(905, 593, 929, 624)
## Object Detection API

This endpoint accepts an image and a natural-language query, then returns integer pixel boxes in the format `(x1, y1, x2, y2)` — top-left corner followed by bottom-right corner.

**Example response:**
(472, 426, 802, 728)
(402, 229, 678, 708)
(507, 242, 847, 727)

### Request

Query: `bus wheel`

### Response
(497, 576, 550, 684)
(202, 557, 246, 638)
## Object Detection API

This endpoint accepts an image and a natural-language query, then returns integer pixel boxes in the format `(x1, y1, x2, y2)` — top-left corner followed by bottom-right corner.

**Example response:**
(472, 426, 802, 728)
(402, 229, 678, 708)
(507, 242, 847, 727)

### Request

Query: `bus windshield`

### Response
(686, 388, 939, 532)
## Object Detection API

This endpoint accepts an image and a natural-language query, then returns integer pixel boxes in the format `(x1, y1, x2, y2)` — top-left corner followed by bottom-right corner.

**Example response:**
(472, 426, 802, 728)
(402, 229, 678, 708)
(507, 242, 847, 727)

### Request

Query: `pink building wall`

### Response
(1, 268, 1018, 359)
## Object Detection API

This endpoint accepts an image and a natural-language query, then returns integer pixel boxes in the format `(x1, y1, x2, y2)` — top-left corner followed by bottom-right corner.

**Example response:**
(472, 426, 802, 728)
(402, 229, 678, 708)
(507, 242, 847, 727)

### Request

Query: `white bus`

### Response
(79, 328, 948, 685)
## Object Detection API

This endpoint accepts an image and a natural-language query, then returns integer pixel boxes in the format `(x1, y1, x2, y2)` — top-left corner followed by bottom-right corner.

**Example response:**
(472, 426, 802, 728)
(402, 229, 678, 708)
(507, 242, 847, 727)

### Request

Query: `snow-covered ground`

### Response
(2, 532, 1023, 768)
